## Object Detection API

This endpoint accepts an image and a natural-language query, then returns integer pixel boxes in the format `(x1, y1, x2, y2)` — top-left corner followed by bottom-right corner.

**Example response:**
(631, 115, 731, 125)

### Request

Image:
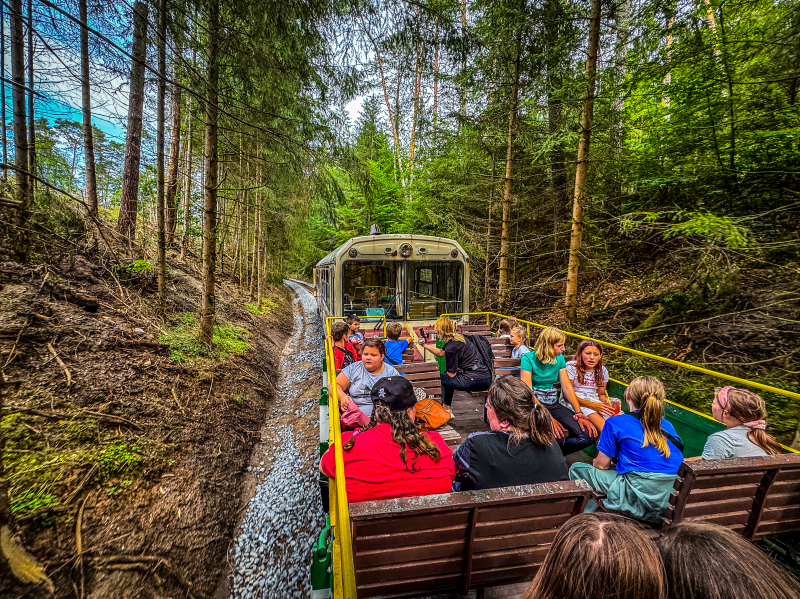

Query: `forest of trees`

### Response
(0, 0, 796, 328)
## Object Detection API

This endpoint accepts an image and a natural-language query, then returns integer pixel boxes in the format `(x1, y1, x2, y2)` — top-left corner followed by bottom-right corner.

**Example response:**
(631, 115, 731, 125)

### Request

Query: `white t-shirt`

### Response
(566, 361, 609, 399)
(341, 361, 399, 416)
(702, 425, 769, 460)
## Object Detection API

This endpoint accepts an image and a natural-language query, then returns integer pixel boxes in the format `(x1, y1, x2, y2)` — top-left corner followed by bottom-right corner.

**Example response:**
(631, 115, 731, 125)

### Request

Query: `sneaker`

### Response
(444, 405, 454, 419)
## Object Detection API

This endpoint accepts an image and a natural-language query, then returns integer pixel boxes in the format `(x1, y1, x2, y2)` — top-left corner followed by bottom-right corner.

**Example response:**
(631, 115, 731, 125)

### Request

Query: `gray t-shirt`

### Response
(341, 361, 399, 417)
(702, 425, 768, 460)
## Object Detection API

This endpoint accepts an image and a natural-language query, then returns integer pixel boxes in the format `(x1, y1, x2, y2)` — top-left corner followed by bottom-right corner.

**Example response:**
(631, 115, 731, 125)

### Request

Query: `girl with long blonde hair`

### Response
(569, 376, 685, 523)
(521, 326, 598, 455)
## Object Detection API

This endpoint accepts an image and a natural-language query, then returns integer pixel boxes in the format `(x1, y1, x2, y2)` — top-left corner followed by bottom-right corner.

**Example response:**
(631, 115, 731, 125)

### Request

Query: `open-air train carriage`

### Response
(314, 233, 470, 322)
(307, 235, 800, 598)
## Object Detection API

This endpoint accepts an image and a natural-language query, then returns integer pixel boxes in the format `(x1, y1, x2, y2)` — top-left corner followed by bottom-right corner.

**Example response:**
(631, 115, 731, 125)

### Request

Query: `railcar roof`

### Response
(315, 234, 468, 267)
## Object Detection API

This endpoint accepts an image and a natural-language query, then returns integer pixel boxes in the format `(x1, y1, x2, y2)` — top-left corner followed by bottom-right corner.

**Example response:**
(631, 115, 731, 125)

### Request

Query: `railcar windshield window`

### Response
(342, 261, 400, 319)
(408, 262, 462, 319)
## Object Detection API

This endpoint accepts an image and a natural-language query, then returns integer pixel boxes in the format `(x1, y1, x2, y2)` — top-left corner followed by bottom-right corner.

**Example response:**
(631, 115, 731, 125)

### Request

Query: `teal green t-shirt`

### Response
(520, 351, 566, 388)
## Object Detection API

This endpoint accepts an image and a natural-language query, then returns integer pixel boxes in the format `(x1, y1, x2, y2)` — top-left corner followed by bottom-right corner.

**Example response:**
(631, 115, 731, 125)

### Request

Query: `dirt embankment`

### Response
(0, 253, 292, 598)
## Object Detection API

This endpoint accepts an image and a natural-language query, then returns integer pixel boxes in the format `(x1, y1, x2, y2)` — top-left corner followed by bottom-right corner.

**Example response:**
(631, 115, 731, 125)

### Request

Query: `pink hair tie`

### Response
(717, 386, 733, 411)
(744, 420, 766, 430)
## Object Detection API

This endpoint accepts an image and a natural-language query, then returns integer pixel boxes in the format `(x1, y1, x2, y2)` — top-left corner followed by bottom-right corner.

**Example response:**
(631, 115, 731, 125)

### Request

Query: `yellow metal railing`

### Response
(324, 321, 357, 597)
(442, 311, 800, 402)
(326, 315, 387, 338)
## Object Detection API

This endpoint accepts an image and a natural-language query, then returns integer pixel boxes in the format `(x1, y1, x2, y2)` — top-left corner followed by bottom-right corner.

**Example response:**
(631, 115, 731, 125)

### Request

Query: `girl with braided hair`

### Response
(320, 377, 454, 503)
(702, 386, 782, 459)
(569, 376, 684, 523)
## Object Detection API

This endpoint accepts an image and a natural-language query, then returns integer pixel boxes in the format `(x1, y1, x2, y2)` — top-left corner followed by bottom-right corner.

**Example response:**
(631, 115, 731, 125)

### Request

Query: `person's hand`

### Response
(339, 395, 351, 413)
(574, 413, 598, 437)
(594, 401, 616, 417)
(551, 415, 567, 439)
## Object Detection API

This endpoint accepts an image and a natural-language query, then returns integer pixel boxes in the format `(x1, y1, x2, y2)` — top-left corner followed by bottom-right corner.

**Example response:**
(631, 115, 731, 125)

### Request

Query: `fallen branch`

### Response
(66, 464, 100, 505)
(93, 555, 194, 595)
(47, 340, 73, 389)
(1, 406, 143, 430)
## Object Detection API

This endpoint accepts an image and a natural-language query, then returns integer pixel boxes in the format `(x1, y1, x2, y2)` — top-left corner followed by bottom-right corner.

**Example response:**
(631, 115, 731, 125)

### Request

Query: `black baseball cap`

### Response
(371, 377, 417, 411)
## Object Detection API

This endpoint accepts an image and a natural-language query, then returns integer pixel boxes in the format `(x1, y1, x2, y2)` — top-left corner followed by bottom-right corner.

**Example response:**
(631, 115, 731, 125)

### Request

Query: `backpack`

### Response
(463, 334, 494, 372)
(334, 345, 355, 369)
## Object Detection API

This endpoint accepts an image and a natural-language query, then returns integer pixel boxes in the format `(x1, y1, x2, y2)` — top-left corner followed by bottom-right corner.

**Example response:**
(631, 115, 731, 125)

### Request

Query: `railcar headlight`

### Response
(399, 243, 413, 258)
(451, 249, 459, 258)
(418, 247, 427, 255)
(348, 248, 358, 258)
(383, 247, 393, 255)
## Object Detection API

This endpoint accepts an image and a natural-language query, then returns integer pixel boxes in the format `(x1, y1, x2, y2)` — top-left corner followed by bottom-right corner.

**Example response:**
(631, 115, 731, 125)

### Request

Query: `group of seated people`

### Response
(319, 314, 793, 597)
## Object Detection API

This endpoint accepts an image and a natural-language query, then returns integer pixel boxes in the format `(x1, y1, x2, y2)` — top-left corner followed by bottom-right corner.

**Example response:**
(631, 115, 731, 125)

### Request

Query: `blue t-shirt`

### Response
(596, 413, 684, 475)
(384, 339, 409, 366)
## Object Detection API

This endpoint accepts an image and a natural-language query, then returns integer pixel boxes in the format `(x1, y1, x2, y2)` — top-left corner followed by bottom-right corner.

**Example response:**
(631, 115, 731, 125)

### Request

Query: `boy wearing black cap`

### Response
(320, 377, 455, 503)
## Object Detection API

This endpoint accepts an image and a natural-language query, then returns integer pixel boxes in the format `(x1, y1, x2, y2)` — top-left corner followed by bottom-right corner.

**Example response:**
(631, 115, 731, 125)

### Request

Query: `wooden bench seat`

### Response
(395, 361, 442, 402)
(663, 453, 800, 540)
(458, 324, 492, 337)
(349, 479, 592, 598)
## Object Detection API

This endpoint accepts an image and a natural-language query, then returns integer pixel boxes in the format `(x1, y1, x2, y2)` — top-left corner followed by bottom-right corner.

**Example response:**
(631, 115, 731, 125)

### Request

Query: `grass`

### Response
(159, 312, 251, 365)
(245, 297, 279, 314)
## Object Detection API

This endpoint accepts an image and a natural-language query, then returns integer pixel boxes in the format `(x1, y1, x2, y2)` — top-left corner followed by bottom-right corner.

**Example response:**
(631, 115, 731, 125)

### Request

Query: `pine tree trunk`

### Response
(484, 157, 495, 310)
(433, 23, 439, 126)
(460, 0, 467, 119)
(26, 0, 34, 187)
(156, 0, 167, 309)
(199, 0, 219, 345)
(1, 3, 8, 181)
(180, 49, 195, 261)
(564, 0, 602, 325)
(166, 46, 183, 245)
(79, 0, 98, 214)
(116, 1, 149, 239)
(10, 0, 29, 261)
(498, 42, 520, 314)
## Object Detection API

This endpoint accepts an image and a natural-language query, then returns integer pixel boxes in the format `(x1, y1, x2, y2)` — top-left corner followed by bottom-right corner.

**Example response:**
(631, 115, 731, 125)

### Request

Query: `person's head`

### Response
(625, 376, 671, 458)
(523, 513, 666, 599)
(712, 387, 781, 455)
(532, 326, 566, 364)
(386, 321, 403, 341)
(435, 316, 456, 339)
(657, 521, 800, 599)
(343, 377, 442, 471)
(574, 339, 604, 384)
(346, 314, 361, 332)
(360, 337, 386, 372)
(331, 321, 349, 343)
(498, 318, 517, 336)
(509, 325, 528, 348)
(486, 377, 554, 448)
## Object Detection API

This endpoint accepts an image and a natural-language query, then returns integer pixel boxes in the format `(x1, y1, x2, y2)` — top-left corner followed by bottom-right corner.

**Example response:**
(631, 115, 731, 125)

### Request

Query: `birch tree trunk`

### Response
(116, 1, 149, 240)
(10, 0, 29, 261)
(564, 0, 602, 325)
(156, 0, 167, 309)
(498, 42, 520, 314)
(79, 0, 98, 214)
(166, 44, 183, 245)
(199, 0, 219, 345)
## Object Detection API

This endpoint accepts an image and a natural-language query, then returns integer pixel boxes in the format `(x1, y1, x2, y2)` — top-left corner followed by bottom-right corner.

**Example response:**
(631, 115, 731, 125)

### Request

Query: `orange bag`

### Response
(415, 397, 452, 430)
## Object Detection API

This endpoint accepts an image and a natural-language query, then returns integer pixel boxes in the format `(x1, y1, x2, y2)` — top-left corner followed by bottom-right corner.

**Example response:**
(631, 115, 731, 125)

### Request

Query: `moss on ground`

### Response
(159, 312, 251, 365)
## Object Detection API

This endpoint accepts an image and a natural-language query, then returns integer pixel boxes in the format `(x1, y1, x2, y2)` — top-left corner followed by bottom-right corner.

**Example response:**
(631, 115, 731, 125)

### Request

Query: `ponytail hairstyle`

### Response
(343, 400, 442, 470)
(573, 339, 605, 387)
(498, 317, 518, 336)
(533, 326, 566, 365)
(435, 316, 465, 343)
(487, 377, 554, 449)
(716, 387, 782, 455)
(510, 325, 528, 346)
(626, 376, 670, 458)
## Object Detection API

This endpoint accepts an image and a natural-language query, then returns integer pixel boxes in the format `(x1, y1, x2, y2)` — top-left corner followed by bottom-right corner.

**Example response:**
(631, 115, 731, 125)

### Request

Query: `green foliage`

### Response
(99, 442, 143, 477)
(10, 489, 60, 516)
(159, 314, 251, 364)
(666, 213, 751, 249)
(245, 298, 278, 314)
